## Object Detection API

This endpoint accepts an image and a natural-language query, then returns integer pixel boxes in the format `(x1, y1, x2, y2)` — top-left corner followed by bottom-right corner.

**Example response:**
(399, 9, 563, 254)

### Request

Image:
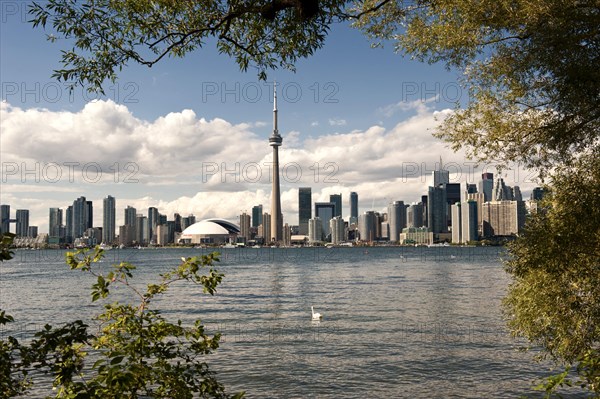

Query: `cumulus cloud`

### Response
(1, 99, 536, 233)
(328, 118, 347, 126)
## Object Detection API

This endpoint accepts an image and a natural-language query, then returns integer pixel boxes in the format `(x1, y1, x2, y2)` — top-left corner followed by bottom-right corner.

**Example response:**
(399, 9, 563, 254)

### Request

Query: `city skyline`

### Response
(0, 6, 542, 234)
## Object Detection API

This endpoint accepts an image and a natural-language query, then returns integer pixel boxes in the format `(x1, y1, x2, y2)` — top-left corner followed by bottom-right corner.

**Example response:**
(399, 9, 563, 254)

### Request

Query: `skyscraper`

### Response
(262, 212, 271, 244)
(433, 157, 450, 187)
(531, 187, 546, 201)
(308, 217, 322, 243)
(103, 195, 116, 244)
(124, 206, 137, 227)
(462, 200, 479, 243)
(148, 207, 159, 244)
(427, 186, 447, 234)
(479, 173, 494, 202)
(359, 211, 377, 242)
(330, 216, 345, 244)
(387, 201, 406, 242)
(482, 200, 526, 237)
(252, 204, 263, 228)
(298, 188, 311, 235)
(407, 203, 424, 228)
(451, 203, 462, 244)
(315, 202, 335, 241)
(492, 177, 513, 201)
(239, 212, 251, 242)
(15, 209, 29, 237)
(86, 201, 93, 229)
(330, 194, 342, 218)
(350, 192, 358, 224)
(49, 207, 63, 237)
(1, 205, 10, 234)
(66, 206, 73, 243)
(269, 83, 283, 242)
(72, 197, 88, 239)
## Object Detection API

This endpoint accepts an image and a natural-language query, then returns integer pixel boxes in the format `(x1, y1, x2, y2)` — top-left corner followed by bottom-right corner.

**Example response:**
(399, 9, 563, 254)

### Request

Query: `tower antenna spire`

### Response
(273, 81, 278, 135)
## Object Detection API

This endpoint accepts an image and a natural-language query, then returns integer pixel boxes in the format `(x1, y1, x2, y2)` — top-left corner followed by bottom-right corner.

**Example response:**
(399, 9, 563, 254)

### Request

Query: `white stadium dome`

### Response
(178, 218, 240, 244)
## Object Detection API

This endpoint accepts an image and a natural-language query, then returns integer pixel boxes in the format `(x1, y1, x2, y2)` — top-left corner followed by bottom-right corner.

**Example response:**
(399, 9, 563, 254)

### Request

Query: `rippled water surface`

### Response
(0, 246, 583, 398)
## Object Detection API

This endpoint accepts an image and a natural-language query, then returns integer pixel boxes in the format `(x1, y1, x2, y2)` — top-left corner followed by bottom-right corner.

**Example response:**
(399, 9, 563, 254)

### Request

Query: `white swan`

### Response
(311, 306, 322, 321)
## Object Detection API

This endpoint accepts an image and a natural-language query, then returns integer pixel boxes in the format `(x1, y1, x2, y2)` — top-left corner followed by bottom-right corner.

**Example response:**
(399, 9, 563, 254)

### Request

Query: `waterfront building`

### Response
(451, 203, 462, 244)
(179, 219, 240, 244)
(124, 206, 137, 227)
(512, 186, 523, 202)
(49, 207, 63, 238)
(119, 225, 134, 246)
(315, 202, 335, 241)
(433, 157, 450, 187)
(27, 226, 38, 238)
(66, 206, 73, 243)
(482, 200, 526, 237)
(269, 83, 283, 242)
(156, 224, 169, 246)
(298, 188, 311, 235)
(72, 197, 89, 239)
(330, 216, 345, 245)
(465, 191, 485, 236)
(283, 223, 292, 246)
(358, 211, 377, 242)
(252, 204, 263, 228)
(407, 203, 424, 228)
(492, 177, 513, 201)
(148, 207, 159, 244)
(479, 173, 494, 202)
(330, 194, 342, 218)
(387, 201, 406, 242)
(308, 217, 323, 243)
(427, 185, 447, 234)
(135, 215, 147, 244)
(262, 212, 271, 244)
(103, 195, 116, 244)
(531, 187, 546, 201)
(1, 205, 10, 234)
(350, 192, 358, 225)
(462, 200, 479, 243)
(400, 227, 432, 245)
(239, 212, 251, 243)
(16, 209, 29, 237)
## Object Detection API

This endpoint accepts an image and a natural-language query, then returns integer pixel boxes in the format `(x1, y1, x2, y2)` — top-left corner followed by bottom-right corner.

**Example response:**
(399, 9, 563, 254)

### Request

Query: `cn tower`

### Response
(269, 82, 283, 242)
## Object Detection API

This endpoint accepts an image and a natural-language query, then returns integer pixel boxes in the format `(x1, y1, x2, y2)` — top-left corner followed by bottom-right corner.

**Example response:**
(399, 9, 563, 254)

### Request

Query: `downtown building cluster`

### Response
(0, 198, 197, 248)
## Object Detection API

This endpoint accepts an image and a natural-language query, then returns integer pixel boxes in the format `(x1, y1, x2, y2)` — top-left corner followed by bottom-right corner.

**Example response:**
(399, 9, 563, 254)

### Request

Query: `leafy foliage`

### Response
(28, 0, 349, 92)
(0, 240, 243, 398)
(504, 149, 600, 395)
(354, 0, 600, 172)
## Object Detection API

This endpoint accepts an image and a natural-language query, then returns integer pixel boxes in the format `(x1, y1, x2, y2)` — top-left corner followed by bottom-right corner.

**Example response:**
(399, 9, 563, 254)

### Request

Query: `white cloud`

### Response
(328, 118, 347, 126)
(1, 100, 536, 234)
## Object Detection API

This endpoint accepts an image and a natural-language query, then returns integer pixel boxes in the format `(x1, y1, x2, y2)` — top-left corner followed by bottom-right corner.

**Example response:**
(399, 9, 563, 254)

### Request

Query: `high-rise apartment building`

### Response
(308, 217, 322, 243)
(407, 203, 424, 228)
(482, 200, 526, 237)
(252, 204, 263, 228)
(49, 207, 63, 238)
(329, 194, 342, 218)
(148, 207, 159, 244)
(387, 201, 406, 242)
(15, 209, 29, 237)
(103, 195, 116, 244)
(0, 205, 10, 234)
(479, 173, 494, 202)
(433, 157, 450, 187)
(350, 192, 358, 225)
(71, 197, 89, 240)
(239, 212, 251, 242)
(315, 202, 335, 241)
(298, 188, 311, 235)
(358, 211, 377, 242)
(330, 216, 345, 245)
(427, 186, 447, 234)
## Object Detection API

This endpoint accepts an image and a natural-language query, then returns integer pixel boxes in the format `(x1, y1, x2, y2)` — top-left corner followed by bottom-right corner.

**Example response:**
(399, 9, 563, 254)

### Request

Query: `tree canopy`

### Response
(26, 0, 600, 396)
(29, 0, 599, 170)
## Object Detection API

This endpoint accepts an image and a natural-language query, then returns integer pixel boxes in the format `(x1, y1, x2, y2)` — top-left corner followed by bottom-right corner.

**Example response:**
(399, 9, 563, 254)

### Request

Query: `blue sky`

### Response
(0, 1, 536, 233)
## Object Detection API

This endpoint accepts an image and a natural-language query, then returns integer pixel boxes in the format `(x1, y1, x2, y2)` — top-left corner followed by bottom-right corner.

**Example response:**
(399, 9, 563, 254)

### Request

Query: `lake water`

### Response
(0, 246, 582, 398)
